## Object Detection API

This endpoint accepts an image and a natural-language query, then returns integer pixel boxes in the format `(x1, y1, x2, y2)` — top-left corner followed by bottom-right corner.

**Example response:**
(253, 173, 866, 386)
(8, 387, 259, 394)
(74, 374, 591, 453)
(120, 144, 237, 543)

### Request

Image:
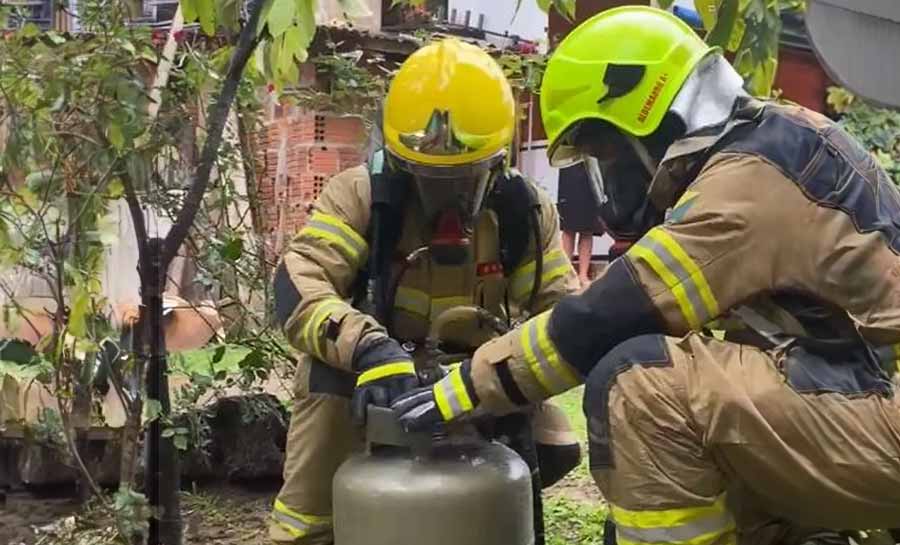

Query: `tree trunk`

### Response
(143, 237, 181, 545)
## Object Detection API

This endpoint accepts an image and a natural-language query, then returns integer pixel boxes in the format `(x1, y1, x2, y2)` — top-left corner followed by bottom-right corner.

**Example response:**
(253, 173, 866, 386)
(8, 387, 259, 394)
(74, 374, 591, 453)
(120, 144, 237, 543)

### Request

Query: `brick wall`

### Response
(255, 104, 368, 258)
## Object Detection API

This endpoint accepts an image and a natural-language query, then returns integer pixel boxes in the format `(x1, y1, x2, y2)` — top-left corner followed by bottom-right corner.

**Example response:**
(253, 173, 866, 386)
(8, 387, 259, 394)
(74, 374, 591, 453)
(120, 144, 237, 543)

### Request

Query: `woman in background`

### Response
(556, 164, 603, 287)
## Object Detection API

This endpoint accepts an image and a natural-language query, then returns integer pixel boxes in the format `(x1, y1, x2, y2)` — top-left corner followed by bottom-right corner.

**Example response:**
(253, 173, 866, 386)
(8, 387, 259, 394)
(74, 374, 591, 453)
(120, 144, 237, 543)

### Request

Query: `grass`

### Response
(544, 386, 608, 544)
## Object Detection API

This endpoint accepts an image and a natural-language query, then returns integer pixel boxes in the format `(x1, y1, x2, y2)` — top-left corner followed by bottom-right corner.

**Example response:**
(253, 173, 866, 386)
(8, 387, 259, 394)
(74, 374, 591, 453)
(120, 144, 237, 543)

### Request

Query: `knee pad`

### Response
(535, 441, 582, 488)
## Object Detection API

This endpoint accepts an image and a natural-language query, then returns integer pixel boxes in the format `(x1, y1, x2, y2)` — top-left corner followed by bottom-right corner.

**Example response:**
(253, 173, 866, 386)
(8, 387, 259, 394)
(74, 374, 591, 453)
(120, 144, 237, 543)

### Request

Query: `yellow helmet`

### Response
(383, 39, 516, 167)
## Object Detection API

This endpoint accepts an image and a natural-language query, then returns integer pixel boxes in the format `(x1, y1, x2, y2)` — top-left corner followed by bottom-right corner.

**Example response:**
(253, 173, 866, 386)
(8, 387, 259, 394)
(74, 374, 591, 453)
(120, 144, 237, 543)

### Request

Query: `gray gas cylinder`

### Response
(333, 406, 534, 545)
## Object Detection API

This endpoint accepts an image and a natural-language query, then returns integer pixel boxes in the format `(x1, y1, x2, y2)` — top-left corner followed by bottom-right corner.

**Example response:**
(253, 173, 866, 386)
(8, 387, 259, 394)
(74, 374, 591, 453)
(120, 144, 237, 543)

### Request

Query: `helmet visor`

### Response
(391, 152, 503, 228)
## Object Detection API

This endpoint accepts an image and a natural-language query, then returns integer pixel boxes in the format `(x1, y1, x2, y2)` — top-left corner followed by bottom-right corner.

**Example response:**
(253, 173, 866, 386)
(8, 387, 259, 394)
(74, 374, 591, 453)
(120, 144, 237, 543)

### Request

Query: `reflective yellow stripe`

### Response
(674, 190, 699, 208)
(395, 286, 430, 317)
(534, 312, 580, 389)
(302, 299, 344, 360)
(434, 367, 473, 421)
(357, 361, 415, 385)
(629, 244, 700, 330)
(519, 311, 580, 396)
(301, 212, 367, 264)
(647, 229, 719, 319)
(612, 495, 736, 545)
(612, 494, 730, 528)
(272, 500, 331, 538)
(893, 343, 900, 375)
(431, 295, 472, 320)
(520, 313, 554, 396)
(510, 249, 571, 300)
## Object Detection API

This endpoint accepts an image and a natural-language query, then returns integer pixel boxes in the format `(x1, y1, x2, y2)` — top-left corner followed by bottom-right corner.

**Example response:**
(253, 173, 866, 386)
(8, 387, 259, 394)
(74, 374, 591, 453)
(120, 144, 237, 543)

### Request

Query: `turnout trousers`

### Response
(585, 333, 900, 545)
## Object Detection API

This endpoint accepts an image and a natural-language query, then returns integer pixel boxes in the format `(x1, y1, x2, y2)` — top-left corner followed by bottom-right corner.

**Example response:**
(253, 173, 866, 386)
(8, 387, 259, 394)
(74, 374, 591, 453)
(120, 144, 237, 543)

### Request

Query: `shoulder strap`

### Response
(487, 171, 541, 275)
(365, 150, 411, 324)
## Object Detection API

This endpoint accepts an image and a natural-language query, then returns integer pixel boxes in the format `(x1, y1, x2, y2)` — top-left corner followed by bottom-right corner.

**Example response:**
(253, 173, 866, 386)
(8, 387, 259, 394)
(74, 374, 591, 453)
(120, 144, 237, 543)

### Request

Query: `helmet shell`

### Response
(540, 6, 715, 165)
(384, 38, 516, 167)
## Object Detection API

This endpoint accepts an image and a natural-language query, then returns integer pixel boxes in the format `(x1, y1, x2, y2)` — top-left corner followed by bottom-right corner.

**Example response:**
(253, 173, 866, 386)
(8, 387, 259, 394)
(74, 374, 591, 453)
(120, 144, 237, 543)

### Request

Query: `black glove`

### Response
(351, 336, 419, 425)
(391, 360, 479, 432)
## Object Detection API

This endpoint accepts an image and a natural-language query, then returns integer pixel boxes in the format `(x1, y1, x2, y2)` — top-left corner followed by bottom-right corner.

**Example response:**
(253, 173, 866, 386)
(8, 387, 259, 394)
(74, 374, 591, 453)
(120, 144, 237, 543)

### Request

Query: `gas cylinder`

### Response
(333, 406, 534, 545)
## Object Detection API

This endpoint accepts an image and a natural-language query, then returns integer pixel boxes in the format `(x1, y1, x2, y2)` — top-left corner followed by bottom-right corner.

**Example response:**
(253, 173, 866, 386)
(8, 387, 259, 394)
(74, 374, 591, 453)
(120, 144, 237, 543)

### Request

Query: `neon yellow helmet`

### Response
(540, 6, 715, 166)
(383, 38, 516, 167)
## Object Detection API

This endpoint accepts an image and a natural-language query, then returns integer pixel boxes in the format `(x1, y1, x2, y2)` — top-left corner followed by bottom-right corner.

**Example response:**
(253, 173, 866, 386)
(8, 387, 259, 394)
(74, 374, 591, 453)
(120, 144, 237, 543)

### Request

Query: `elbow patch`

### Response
(273, 262, 302, 328)
(547, 259, 664, 376)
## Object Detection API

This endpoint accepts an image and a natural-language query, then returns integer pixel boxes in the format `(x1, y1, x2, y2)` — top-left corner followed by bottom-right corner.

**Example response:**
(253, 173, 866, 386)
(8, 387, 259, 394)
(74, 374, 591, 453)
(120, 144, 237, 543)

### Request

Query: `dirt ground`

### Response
(0, 481, 277, 545)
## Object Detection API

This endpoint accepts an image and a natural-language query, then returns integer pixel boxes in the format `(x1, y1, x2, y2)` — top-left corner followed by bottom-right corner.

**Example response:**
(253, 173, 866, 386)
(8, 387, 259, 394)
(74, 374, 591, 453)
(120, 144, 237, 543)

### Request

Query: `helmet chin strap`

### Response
(669, 54, 749, 135)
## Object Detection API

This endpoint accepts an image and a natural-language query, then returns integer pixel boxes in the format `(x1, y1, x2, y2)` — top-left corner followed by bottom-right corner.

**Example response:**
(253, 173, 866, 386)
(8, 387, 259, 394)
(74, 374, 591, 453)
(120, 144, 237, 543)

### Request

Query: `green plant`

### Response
(545, 496, 609, 545)
(827, 87, 900, 185)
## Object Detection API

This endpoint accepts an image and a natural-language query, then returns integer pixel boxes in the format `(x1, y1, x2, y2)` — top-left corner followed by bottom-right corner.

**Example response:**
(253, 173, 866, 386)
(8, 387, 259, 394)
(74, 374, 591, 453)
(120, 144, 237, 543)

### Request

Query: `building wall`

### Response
(254, 105, 368, 258)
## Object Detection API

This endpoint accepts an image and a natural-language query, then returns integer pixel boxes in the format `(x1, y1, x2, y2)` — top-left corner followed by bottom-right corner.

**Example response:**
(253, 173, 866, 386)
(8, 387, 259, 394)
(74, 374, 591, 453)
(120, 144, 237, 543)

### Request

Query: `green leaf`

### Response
(45, 31, 66, 45)
(219, 236, 244, 261)
(161, 427, 176, 438)
(282, 25, 304, 63)
(536, 0, 552, 13)
(257, 0, 276, 34)
(217, 0, 241, 32)
(694, 0, 720, 30)
(556, 0, 576, 21)
(296, 0, 316, 53)
(725, 17, 746, 52)
(68, 285, 90, 338)
(747, 57, 778, 97)
(267, 0, 297, 37)
(20, 23, 40, 39)
(212, 344, 226, 364)
(173, 434, 189, 450)
(142, 399, 163, 426)
(108, 123, 125, 151)
(706, 0, 739, 48)
(171, 344, 250, 378)
(107, 179, 125, 199)
(0, 359, 51, 383)
(180, 0, 199, 22)
(197, 0, 216, 35)
(657, 0, 676, 8)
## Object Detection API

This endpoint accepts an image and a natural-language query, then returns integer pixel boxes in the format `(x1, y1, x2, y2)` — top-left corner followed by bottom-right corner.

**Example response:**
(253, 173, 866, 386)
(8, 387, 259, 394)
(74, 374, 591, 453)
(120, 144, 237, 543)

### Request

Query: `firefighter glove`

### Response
(351, 336, 419, 425)
(391, 360, 479, 432)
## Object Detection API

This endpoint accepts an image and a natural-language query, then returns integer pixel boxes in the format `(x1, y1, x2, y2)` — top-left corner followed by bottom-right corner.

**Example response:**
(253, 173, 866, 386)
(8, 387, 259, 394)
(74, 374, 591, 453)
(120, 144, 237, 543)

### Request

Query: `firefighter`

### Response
(269, 38, 582, 544)
(393, 7, 900, 545)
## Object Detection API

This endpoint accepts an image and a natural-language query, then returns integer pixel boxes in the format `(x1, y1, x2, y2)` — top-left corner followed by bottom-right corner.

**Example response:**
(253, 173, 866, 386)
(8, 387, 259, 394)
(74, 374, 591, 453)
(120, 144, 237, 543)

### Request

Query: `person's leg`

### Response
(270, 357, 361, 545)
(583, 334, 898, 545)
(576, 232, 594, 286)
(531, 400, 582, 488)
(584, 334, 738, 545)
(561, 230, 576, 259)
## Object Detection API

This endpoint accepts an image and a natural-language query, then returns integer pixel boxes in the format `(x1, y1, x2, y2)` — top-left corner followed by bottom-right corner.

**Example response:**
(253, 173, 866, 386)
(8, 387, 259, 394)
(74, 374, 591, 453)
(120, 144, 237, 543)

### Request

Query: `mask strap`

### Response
(625, 134, 658, 178)
(583, 156, 609, 205)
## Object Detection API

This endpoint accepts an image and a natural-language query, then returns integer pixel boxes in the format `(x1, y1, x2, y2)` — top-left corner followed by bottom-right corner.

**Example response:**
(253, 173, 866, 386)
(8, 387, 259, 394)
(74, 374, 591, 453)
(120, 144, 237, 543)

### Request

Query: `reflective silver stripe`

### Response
(438, 377, 462, 417)
(636, 236, 710, 326)
(616, 511, 735, 544)
(510, 251, 570, 299)
(306, 220, 365, 253)
(525, 316, 570, 394)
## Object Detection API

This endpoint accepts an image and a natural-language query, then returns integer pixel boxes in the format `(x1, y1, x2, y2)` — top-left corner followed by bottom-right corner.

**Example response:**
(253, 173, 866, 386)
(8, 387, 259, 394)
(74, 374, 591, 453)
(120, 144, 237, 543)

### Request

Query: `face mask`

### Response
(579, 134, 664, 241)
(391, 154, 501, 266)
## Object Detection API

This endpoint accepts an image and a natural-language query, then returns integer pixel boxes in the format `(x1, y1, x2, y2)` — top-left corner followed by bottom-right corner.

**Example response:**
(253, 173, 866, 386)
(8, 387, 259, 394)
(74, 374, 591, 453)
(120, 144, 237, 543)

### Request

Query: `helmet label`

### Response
(638, 73, 669, 124)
